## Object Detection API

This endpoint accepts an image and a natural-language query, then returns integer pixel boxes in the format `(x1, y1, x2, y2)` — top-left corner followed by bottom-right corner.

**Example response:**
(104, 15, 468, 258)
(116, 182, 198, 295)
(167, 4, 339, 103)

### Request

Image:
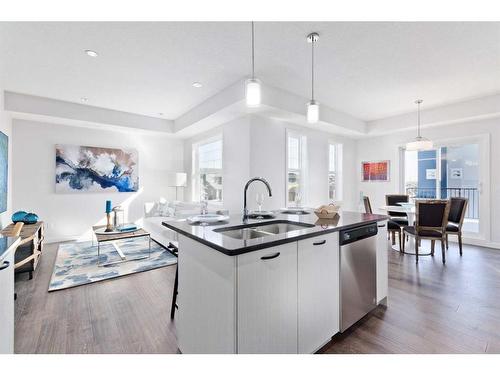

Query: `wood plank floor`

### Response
(14, 240, 500, 354)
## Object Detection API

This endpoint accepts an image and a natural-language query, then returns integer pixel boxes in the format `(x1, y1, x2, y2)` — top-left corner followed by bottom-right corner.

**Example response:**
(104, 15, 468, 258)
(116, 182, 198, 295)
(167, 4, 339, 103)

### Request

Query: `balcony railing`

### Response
(405, 187, 479, 219)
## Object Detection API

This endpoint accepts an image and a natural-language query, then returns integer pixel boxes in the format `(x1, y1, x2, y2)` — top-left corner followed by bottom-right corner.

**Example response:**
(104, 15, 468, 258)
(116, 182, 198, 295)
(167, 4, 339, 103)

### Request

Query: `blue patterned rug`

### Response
(49, 238, 177, 291)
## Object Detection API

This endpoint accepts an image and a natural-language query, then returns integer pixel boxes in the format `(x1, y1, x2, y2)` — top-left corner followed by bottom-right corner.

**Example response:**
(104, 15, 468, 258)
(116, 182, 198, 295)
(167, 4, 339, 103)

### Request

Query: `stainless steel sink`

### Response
(213, 220, 315, 240)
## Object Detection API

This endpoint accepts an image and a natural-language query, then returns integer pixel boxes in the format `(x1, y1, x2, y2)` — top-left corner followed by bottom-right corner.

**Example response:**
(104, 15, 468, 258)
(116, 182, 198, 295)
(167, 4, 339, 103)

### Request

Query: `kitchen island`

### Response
(163, 211, 388, 354)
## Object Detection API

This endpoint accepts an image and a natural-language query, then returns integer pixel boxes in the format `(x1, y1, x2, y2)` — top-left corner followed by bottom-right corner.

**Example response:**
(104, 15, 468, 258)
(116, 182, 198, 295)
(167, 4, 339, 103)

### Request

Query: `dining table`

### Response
(379, 203, 431, 255)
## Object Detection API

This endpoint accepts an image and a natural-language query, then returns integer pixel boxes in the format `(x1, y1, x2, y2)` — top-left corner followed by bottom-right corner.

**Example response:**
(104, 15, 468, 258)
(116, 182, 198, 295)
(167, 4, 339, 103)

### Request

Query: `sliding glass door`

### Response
(402, 136, 488, 238)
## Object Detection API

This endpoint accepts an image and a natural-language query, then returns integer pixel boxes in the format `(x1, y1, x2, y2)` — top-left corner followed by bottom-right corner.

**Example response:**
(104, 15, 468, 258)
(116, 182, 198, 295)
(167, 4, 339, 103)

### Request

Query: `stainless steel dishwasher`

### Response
(339, 223, 378, 332)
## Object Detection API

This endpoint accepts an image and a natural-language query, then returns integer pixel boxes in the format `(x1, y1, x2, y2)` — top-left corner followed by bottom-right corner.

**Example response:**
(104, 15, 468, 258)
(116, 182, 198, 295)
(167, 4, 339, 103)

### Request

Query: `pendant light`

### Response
(306, 32, 320, 123)
(245, 21, 261, 107)
(406, 99, 433, 151)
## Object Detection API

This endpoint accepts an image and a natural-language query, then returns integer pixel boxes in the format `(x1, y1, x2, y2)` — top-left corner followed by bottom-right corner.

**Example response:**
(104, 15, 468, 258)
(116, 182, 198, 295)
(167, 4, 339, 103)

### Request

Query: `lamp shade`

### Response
(406, 137, 434, 151)
(306, 100, 319, 123)
(245, 78, 261, 107)
(168, 172, 187, 187)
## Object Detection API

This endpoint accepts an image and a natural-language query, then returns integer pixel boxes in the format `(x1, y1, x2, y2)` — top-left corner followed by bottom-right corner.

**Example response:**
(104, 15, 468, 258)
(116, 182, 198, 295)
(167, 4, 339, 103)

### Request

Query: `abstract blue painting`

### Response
(55, 144, 139, 193)
(0, 131, 7, 212)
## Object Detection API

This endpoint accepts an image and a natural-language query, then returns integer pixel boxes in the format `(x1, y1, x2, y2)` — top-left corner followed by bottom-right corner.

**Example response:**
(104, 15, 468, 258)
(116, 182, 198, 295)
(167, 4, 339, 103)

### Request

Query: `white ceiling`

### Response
(1, 22, 499, 121)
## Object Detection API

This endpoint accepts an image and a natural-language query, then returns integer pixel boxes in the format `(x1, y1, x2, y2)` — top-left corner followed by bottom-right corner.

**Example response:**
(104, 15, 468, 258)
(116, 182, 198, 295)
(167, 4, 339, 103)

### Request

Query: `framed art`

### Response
(55, 144, 139, 193)
(361, 160, 390, 182)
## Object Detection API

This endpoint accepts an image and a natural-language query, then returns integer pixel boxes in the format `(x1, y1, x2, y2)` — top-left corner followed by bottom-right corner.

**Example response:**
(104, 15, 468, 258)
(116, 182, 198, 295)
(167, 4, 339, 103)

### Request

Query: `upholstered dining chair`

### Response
(385, 194, 409, 251)
(446, 197, 468, 256)
(403, 200, 450, 264)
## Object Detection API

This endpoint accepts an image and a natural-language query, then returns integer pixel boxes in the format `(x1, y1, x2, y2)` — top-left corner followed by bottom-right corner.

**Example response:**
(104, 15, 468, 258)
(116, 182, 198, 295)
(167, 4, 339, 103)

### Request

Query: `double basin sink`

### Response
(213, 220, 315, 240)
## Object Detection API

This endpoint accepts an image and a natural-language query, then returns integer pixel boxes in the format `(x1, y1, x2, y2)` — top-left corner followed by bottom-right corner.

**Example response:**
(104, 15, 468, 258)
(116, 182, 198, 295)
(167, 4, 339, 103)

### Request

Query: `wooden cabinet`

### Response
(376, 220, 389, 304)
(237, 242, 298, 353)
(297, 232, 339, 353)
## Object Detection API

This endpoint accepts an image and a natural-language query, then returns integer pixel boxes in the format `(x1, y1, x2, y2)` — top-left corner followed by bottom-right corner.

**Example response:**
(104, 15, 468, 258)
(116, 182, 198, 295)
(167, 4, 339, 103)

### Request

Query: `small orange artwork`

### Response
(362, 161, 390, 182)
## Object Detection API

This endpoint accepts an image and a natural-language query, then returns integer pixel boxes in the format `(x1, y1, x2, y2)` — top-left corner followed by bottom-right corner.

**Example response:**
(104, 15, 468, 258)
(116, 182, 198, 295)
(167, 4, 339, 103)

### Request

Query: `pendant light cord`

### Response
(251, 21, 255, 79)
(311, 37, 315, 101)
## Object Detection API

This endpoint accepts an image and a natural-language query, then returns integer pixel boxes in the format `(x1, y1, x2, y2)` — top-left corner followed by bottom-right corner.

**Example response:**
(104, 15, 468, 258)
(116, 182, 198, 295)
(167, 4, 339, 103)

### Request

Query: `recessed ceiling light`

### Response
(80, 97, 88, 103)
(84, 49, 98, 57)
(192, 82, 203, 88)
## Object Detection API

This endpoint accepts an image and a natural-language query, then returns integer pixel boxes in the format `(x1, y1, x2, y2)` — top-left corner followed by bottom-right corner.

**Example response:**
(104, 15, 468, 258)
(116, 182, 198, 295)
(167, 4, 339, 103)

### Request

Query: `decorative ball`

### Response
(12, 211, 27, 223)
(23, 213, 39, 224)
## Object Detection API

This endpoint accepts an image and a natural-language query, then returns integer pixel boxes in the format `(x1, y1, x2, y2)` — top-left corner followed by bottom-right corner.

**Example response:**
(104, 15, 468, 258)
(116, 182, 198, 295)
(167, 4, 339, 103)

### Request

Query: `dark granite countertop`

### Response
(0, 235, 21, 263)
(162, 210, 388, 255)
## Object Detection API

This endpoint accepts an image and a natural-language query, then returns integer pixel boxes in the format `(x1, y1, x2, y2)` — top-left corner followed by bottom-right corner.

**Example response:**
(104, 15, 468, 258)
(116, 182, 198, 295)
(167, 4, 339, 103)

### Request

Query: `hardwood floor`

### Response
(14, 242, 178, 354)
(14, 240, 500, 354)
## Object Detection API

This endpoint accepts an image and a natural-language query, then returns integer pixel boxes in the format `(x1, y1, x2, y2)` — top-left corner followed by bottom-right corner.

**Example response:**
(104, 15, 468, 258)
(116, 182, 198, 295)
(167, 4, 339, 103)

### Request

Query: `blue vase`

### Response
(23, 213, 39, 224)
(12, 211, 27, 223)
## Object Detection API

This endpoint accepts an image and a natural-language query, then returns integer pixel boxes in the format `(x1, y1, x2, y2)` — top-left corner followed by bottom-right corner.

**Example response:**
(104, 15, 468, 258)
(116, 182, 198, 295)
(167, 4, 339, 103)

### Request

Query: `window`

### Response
(286, 131, 307, 206)
(192, 137, 223, 202)
(328, 143, 343, 201)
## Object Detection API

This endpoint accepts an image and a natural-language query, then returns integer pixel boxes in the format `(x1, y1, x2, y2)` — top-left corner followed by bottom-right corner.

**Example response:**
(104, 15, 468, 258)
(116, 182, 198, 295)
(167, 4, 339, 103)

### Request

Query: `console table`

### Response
(0, 221, 44, 279)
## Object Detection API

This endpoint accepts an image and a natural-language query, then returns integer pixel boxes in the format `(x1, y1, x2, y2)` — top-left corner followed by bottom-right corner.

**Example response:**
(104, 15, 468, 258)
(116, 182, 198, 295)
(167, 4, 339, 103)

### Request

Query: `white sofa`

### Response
(142, 201, 203, 249)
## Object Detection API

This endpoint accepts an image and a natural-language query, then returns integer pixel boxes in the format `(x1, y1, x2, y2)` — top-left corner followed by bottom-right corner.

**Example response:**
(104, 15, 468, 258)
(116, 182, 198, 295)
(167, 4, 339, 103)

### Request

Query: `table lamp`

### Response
(168, 172, 187, 201)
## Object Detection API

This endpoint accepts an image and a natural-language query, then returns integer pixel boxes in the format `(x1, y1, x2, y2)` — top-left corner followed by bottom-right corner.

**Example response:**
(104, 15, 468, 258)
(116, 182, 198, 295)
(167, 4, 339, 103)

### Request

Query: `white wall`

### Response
(356, 117, 500, 246)
(184, 115, 358, 215)
(248, 116, 358, 212)
(12, 119, 183, 242)
(183, 116, 251, 214)
(0, 90, 12, 229)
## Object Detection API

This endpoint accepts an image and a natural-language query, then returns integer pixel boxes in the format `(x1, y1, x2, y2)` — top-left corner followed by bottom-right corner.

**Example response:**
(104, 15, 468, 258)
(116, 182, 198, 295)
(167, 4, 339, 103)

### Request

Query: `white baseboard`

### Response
(462, 237, 500, 250)
(45, 235, 89, 244)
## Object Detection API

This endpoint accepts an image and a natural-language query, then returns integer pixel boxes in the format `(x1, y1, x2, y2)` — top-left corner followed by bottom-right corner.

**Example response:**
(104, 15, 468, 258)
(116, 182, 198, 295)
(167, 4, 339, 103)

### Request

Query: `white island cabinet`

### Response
(297, 233, 339, 353)
(176, 220, 387, 354)
(238, 242, 298, 353)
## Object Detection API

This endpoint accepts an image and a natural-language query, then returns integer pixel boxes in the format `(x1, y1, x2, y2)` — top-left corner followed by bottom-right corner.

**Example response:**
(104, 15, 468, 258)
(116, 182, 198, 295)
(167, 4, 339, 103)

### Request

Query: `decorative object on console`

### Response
(168, 172, 187, 200)
(0, 131, 7, 213)
(361, 160, 390, 182)
(12, 211, 28, 223)
(55, 144, 139, 193)
(22, 213, 39, 224)
(11, 211, 39, 224)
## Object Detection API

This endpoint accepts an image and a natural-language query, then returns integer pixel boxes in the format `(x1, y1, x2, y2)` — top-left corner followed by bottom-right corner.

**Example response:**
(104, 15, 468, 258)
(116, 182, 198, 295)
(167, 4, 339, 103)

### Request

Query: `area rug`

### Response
(49, 238, 177, 291)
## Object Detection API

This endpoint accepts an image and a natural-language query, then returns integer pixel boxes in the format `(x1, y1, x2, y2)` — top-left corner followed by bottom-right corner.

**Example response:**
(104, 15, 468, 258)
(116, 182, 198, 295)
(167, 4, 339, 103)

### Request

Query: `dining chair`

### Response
(385, 194, 410, 223)
(363, 196, 373, 214)
(446, 197, 468, 256)
(385, 194, 409, 251)
(403, 200, 450, 264)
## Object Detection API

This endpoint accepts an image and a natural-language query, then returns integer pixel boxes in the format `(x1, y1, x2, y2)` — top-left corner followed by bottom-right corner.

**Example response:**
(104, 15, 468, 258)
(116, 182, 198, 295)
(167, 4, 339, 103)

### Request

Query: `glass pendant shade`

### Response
(245, 78, 261, 107)
(406, 136, 433, 151)
(306, 100, 319, 123)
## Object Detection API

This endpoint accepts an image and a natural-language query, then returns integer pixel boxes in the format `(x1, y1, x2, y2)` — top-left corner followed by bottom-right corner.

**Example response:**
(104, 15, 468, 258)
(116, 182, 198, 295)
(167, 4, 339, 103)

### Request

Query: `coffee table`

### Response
(92, 225, 151, 266)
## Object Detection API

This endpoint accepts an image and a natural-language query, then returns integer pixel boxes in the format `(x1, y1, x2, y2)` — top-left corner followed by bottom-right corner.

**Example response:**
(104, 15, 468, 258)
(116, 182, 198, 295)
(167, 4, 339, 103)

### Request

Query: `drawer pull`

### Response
(313, 240, 326, 246)
(0, 261, 10, 271)
(261, 252, 280, 260)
